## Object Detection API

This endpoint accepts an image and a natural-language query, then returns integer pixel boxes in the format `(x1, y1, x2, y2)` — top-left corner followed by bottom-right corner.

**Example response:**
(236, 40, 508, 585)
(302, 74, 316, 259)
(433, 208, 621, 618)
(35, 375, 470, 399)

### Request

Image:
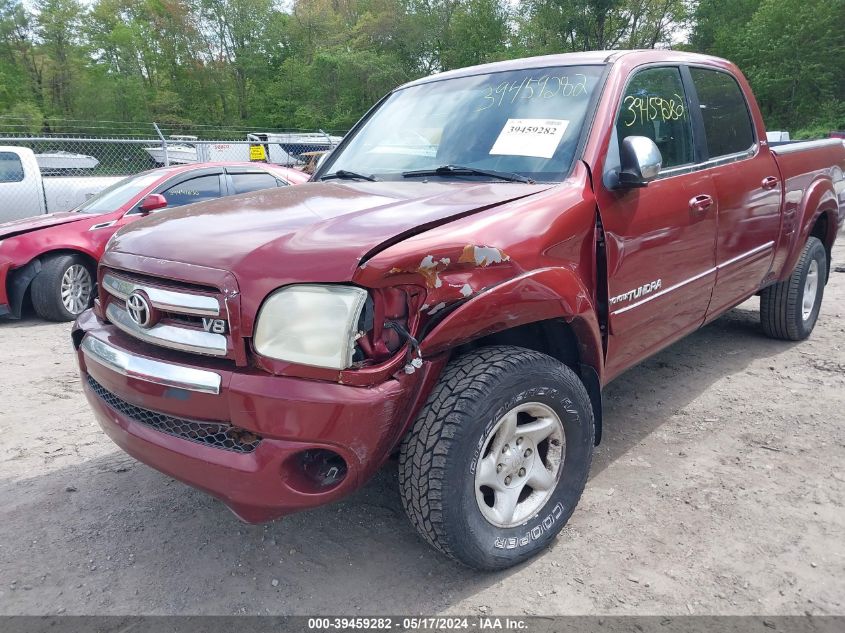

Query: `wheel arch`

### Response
(780, 178, 839, 284)
(36, 247, 98, 271)
(808, 210, 835, 283)
(418, 267, 605, 444)
(6, 248, 99, 318)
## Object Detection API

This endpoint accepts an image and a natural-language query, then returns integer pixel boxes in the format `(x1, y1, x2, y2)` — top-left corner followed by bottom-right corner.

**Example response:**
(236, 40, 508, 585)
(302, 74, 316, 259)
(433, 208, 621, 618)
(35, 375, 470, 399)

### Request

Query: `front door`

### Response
(596, 65, 718, 380)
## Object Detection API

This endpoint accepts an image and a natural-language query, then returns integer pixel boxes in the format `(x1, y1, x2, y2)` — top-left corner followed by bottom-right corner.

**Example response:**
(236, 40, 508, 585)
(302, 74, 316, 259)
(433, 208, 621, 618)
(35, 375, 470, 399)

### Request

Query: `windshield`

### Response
(324, 65, 604, 182)
(76, 172, 161, 214)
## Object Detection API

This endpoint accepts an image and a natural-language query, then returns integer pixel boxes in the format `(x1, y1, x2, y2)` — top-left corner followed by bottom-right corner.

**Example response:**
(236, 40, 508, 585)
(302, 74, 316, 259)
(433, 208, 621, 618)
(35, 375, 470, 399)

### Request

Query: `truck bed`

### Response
(769, 138, 845, 279)
(42, 175, 124, 213)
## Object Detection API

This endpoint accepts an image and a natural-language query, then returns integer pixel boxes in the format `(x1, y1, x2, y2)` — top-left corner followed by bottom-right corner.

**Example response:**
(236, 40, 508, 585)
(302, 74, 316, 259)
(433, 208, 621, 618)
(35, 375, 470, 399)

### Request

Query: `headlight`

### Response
(253, 284, 368, 370)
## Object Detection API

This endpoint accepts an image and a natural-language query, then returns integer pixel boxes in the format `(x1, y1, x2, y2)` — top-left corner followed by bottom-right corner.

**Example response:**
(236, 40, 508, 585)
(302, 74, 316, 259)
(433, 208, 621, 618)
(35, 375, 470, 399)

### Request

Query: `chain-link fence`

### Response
(0, 122, 345, 220)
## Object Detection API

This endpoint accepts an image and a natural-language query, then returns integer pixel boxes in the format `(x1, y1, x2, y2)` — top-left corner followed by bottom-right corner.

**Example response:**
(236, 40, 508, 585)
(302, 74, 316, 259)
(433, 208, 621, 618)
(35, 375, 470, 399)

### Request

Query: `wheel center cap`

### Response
(500, 443, 534, 481)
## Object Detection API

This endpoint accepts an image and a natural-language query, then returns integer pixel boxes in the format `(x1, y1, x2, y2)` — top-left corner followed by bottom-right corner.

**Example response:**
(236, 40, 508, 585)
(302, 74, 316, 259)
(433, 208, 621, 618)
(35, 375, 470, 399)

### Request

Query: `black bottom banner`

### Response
(0, 616, 842, 633)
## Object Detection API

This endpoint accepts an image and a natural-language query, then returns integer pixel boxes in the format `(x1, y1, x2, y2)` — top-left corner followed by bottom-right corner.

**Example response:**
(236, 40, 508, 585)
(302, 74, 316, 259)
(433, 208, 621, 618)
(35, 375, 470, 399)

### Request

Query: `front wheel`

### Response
(760, 236, 827, 340)
(31, 254, 95, 322)
(398, 345, 594, 570)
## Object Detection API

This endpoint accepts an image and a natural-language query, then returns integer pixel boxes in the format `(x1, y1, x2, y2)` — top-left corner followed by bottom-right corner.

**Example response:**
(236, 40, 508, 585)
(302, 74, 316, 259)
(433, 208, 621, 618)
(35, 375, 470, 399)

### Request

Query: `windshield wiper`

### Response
(402, 164, 534, 184)
(320, 169, 378, 182)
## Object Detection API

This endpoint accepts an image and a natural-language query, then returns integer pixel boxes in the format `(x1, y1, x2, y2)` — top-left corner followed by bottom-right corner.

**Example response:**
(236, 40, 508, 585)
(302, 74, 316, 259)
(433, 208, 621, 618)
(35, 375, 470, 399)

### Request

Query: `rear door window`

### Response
(615, 67, 694, 169)
(230, 172, 283, 194)
(689, 68, 755, 158)
(0, 152, 24, 182)
(161, 174, 222, 207)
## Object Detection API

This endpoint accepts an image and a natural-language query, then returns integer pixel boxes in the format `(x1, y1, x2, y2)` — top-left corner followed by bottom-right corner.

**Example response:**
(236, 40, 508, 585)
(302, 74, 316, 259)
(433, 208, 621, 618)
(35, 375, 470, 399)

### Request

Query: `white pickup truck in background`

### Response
(0, 147, 122, 223)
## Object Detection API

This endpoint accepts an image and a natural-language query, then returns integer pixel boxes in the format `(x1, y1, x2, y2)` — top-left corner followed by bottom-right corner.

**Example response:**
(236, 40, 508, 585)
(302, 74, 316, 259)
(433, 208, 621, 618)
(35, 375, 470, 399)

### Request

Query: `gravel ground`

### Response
(0, 243, 843, 617)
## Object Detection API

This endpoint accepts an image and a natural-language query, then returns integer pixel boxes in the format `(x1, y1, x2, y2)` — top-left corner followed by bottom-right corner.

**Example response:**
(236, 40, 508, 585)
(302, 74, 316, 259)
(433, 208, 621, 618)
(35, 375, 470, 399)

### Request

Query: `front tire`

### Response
(31, 254, 95, 322)
(760, 237, 827, 340)
(398, 345, 594, 570)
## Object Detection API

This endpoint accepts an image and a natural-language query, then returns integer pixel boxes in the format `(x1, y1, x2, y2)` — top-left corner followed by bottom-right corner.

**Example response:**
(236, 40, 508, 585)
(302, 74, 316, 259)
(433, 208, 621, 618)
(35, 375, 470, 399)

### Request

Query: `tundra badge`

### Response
(609, 279, 662, 306)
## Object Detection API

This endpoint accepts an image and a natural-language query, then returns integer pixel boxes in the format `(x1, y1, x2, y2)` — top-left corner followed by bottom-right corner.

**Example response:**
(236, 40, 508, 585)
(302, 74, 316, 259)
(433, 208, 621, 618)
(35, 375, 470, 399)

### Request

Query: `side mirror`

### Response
(616, 136, 662, 188)
(138, 193, 168, 214)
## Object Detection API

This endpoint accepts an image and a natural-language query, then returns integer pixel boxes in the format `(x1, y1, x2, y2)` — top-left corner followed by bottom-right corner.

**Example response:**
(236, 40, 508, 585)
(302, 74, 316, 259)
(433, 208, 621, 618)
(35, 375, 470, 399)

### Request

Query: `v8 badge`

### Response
(202, 318, 227, 334)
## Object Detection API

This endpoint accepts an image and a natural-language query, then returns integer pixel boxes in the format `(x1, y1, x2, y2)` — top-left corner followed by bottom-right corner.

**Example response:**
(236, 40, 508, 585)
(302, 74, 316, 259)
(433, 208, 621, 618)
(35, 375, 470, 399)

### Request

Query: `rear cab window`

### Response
(0, 152, 24, 183)
(688, 68, 755, 158)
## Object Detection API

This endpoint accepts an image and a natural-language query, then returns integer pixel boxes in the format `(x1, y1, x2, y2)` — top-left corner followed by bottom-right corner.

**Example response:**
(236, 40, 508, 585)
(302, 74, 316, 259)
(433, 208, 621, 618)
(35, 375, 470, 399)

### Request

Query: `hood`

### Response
(0, 212, 87, 240)
(110, 180, 552, 284)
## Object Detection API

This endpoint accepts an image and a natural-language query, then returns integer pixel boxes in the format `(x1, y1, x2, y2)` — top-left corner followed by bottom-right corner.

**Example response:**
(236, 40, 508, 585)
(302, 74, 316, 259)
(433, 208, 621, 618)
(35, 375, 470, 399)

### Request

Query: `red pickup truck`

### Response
(73, 50, 845, 570)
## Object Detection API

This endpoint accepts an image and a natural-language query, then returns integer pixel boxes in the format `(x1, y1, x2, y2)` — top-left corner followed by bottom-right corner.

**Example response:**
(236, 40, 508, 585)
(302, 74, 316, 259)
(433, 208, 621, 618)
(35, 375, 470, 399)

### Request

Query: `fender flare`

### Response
(418, 267, 606, 444)
(419, 266, 605, 381)
(780, 178, 839, 281)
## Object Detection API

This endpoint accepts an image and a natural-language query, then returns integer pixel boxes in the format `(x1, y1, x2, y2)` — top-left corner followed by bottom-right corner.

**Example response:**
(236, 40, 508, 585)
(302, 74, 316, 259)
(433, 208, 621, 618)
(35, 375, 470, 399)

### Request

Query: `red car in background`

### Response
(0, 162, 308, 321)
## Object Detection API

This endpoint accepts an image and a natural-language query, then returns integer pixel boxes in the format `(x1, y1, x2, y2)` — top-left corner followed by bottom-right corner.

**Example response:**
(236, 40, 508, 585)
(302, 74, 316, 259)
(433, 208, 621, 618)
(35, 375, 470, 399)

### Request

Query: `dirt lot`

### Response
(0, 244, 843, 617)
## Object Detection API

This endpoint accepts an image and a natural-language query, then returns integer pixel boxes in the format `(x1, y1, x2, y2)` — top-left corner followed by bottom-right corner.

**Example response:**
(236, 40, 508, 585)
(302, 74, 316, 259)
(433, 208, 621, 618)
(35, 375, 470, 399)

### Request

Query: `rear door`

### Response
(597, 65, 718, 379)
(687, 67, 782, 320)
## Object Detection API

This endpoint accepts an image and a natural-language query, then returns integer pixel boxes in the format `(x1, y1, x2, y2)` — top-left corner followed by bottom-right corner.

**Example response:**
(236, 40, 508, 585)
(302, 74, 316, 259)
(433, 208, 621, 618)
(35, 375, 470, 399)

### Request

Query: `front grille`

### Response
(87, 376, 261, 454)
(101, 270, 231, 359)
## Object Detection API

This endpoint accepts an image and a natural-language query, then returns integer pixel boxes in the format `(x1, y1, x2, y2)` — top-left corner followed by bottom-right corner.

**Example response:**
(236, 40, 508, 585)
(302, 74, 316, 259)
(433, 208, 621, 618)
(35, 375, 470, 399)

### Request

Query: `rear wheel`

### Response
(760, 237, 827, 340)
(398, 345, 594, 570)
(31, 254, 95, 322)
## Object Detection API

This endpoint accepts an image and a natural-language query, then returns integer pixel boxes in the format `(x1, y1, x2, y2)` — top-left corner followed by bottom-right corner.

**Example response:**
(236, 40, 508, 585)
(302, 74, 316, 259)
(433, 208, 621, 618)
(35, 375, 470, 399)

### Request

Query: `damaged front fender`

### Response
(354, 247, 603, 382)
(417, 267, 604, 380)
(362, 242, 517, 318)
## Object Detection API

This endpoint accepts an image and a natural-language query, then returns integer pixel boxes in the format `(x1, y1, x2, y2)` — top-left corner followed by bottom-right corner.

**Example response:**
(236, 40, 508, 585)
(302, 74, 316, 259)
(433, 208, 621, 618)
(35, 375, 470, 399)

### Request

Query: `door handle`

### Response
(761, 176, 779, 190)
(689, 194, 714, 214)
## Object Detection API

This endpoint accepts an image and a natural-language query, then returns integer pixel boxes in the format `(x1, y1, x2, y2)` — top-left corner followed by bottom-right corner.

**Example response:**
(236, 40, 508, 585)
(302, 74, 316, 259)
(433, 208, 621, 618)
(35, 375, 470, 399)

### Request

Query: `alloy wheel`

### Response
(61, 264, 92, 315)
(474, 402, 565, 528)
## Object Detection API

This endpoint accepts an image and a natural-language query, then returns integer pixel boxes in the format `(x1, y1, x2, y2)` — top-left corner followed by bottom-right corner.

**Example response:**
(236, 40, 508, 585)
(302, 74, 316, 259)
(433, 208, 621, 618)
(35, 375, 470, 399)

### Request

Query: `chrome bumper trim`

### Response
(103, 273, 220, 317)
(81, 335, 222, 395)
(106, 302, 228, 357)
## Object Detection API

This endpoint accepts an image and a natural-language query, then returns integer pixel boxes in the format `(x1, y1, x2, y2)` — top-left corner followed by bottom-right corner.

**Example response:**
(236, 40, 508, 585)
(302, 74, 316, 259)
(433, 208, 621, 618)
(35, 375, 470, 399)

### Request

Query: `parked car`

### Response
(0, 162, 308, 321)
(73, 50, 844, 570)
(0, 146, 124, 222)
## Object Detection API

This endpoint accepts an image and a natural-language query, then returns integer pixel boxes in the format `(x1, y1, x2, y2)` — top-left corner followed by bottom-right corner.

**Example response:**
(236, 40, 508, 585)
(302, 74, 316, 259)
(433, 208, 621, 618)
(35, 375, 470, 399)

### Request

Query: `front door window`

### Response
(615, 67, 694, 169)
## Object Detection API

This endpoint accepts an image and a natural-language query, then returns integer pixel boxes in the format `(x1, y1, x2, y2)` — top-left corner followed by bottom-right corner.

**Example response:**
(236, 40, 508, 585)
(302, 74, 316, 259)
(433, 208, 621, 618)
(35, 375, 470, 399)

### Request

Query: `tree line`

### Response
(0, 0, 842, 137)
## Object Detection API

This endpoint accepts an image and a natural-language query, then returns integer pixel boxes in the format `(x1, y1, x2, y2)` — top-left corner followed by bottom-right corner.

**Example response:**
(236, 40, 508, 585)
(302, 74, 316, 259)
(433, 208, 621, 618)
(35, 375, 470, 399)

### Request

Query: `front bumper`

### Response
(73, 309, 443, 522)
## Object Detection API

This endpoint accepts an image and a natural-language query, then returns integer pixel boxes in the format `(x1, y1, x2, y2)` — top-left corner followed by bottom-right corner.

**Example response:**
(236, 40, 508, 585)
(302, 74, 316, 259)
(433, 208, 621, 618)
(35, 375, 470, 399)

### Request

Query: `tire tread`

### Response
(398, 345, 592, 567)
(760, 237, 825, 341)
(30, 254, 92, 322)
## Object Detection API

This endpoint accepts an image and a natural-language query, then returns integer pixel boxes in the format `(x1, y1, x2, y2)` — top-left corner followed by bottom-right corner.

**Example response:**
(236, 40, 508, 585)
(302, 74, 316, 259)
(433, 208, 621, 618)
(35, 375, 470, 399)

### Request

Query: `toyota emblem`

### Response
(126, 291, 154, 328)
